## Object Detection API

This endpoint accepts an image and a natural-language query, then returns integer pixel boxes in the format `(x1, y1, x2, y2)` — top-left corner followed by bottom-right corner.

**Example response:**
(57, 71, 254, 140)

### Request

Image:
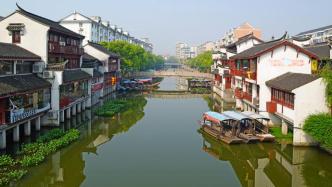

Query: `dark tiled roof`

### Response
(292, 35, 311, 42)
(82, 53, 102, 68)
(266, 72, 320, 92)
(16, 5, 84, 39)
(0, 42, 41, 60)
(86, 42, 120, 58)
(0, 16, 3, 21)
(230, 39, 284, 59)
(93, 69, 103, 77)
(0, 74, 51, 97)
(304, 44, 331, 59)
(63, 69, 91, 83)
(297, 25, 332, 36)
(235, 33, 264, 45)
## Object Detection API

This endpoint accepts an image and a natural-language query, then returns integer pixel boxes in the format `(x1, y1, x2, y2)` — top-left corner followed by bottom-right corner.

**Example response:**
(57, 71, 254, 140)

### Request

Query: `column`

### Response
(72, 104, 77, 116)
(60, 111, 65, 123)
(66, 108, 71, 119)
(35, 117, 41, 131)
(0, 130, 6, 149)
(77, 103, 81, 113)
(282, 120, 288, 135)
(24, 121, 31, 136)
(82, 101, 86, 111)
(13, 125, 20, 142)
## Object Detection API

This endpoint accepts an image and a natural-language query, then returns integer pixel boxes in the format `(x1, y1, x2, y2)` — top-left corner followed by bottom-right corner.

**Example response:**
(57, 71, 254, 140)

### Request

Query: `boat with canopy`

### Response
(222, 111, 261, 143)
(200, 111, 243, 144)
(241, 111, 275, 142)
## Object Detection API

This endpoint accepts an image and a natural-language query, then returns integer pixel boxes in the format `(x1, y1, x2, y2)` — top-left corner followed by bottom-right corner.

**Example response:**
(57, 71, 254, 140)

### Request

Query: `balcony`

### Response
(10, 103, 50, 124)
(243, 92, 253, 102)
(48, 42, 84, 55)
(234, 88, 244, 99)
(230, 69, 257, 80)
(60, 90, 89, 109)
(266, 102, 277, 113)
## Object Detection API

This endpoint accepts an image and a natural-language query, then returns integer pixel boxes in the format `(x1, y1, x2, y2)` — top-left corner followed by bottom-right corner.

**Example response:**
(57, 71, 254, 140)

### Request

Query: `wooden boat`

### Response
(241, 111, 275, 142)
(223, 111, 261, 143)
(199, 111, 244, 144)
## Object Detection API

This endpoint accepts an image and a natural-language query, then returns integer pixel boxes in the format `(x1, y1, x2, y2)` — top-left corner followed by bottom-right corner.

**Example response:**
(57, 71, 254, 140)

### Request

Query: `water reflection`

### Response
(16, 97, 147, 187)
(204, 92, 236, 113)
(200, 132, 332, 187)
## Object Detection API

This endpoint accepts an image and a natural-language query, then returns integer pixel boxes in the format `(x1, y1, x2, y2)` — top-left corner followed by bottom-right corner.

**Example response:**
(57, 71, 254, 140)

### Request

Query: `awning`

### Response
(223, 111, 251, 121)
(203, 111, 233, 124)
(242, 111, 270, 121)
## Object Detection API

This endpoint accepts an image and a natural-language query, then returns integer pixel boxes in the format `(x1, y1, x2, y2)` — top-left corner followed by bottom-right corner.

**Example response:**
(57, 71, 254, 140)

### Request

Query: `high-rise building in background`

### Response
(215, 22, 261, 50)
(59, 11, 153, 52)
(197, 41, 215, 55)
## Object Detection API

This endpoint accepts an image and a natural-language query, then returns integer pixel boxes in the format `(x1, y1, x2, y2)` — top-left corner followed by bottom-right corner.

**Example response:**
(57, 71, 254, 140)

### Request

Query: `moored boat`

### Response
(241, 111, 275, 142)
(200, 111, 244, 144)
(223, 111, 261, 143)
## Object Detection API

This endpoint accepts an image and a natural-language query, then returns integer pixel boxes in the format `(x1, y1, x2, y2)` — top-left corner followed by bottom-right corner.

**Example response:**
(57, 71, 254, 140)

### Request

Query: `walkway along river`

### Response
(10, 77, 332, 186)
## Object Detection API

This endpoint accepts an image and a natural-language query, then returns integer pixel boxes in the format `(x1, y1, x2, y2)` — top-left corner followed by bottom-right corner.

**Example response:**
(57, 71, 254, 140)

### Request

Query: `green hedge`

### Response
(0, 129, 80, 186)
(303, 113, 332, 149)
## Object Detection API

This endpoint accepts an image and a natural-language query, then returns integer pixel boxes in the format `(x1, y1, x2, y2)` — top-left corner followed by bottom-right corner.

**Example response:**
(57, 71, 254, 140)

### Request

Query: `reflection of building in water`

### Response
(18, 97, 147, 187)
(208, 93, 235, 113)
(200, 132, 332, 187)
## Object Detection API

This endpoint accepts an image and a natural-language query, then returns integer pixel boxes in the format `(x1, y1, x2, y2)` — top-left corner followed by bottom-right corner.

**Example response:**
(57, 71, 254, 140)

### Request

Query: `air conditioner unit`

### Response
(48, 111, 58, 119)
(59, 41, 66, 46)
(43, 71, 54, 79)
(32, 63, 44, 73)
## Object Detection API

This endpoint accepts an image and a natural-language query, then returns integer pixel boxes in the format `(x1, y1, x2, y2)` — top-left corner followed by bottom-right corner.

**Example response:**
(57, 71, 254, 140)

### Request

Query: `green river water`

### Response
(11, 77, 332, 187)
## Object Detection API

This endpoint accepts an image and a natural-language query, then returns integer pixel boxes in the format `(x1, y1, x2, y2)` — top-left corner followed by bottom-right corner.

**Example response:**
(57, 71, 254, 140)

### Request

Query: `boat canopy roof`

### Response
(204, 111, 233, 123)
(136, 78, 152, 83)
(223, 111, 251, 121)
(242, 111, 270, 120)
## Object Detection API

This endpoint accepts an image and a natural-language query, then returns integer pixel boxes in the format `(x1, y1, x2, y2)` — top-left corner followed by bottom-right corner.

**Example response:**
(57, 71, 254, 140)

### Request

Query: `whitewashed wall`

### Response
(0, 12, 49, 63)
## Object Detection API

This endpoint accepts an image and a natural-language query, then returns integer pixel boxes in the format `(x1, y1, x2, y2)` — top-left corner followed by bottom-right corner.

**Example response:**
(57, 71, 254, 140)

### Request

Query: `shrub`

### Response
(20, 152, 45, 167)
(37, 129, 65, 143)
(0, 155, 15, 167)
(303, 113, 332, 149)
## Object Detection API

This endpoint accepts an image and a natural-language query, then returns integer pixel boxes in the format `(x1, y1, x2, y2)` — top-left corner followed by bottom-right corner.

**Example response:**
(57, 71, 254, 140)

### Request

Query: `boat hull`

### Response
(201, 125, 244, 144)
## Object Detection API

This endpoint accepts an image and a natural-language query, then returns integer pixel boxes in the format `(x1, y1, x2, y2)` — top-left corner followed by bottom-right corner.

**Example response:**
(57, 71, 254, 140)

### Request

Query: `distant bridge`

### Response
(146, 92, 209, 99)
(135, 69, 213, 79)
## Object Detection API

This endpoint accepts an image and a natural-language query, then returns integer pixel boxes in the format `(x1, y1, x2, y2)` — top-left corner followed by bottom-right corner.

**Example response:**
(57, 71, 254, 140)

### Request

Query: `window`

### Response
(0, 61, 14, 75)
(16, 61, 33, 74)
(12, 31, 21, 43)
(271, 88, 294, 109)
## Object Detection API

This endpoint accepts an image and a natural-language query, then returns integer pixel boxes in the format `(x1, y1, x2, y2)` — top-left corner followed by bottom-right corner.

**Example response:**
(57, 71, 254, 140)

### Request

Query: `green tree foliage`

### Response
(303, 113, 332, 149)
(186, 51, 213, 72)
(320, 64, 332, 114)
(100, 41, 164, 74)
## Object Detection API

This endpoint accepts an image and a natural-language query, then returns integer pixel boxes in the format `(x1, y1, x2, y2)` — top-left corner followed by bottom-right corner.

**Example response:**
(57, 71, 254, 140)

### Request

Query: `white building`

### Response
(176, 42, 191, 60)
(0, 5, 92, 126)
(59, 12, 153, 52)
(212, 32, 328, 145)
(83, 42, 121, 97)
(197, 41, 215, 55)
(296, 24, 332, 45)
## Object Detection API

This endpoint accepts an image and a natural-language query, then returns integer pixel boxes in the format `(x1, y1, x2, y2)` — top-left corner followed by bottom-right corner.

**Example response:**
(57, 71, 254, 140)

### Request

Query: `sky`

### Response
(1, 0, 332, 55)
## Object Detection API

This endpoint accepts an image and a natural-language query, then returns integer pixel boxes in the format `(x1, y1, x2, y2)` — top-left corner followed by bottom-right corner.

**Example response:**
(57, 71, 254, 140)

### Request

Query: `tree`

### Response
(321, 64, 332, 115)
(100, 41, 164, 75)
(186, 51, 213, 72)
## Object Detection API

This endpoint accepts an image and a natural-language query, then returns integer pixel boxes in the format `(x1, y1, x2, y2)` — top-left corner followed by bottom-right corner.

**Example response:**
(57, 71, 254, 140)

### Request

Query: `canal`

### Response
(14, 77, 332, 187)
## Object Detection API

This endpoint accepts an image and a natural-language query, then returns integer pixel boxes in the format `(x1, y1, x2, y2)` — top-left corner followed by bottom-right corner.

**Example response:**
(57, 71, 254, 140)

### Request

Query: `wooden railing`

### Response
(243, 92, 253, 102)
(48, 42, 83, 55)
(266, 102, 277, 113)
(230, 69, 257, 80)
(234, 88, 244, 99)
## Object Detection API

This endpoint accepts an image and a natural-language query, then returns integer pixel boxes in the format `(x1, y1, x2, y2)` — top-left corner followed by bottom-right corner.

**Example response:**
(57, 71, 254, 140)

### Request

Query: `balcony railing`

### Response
(266, 102, 277, 113)
(230, 69, 257, 80)
(48, 42, 84, 55)
(234, 88, 244, 99)
(60, 90, 89, 109)
(243, 92, 253, 102)
(10, 103, 50, 124)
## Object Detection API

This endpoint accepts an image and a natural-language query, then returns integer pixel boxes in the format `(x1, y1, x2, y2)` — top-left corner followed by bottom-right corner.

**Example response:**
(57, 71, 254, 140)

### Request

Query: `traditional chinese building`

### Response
(0, 5, 92, 126)
(83, 42, 120, 97)
(0, 42, 52, 148)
